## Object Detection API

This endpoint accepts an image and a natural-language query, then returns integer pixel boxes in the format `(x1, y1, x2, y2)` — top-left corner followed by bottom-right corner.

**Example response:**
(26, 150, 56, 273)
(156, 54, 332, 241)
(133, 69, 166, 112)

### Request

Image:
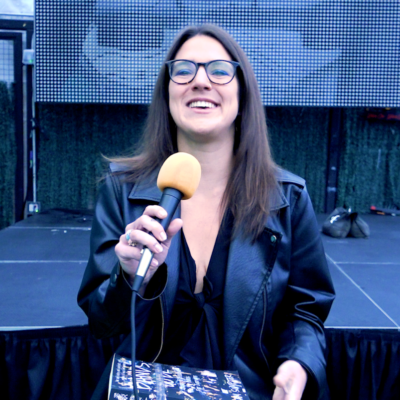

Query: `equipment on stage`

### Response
(366, 108, 400, 122)
(370, 205, 400, 217)
(322, 207, 370, 239)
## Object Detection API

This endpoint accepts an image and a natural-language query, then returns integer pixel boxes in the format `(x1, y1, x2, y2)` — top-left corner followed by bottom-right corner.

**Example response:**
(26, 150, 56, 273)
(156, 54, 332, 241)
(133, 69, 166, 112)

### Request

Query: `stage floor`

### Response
(0, 209, 399, 330)
(316, 214, 400, 329)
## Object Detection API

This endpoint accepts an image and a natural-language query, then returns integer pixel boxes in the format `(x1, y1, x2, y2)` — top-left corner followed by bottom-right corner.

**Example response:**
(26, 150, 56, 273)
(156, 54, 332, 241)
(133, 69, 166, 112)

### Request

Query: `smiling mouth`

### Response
(188, 101, 217, 109)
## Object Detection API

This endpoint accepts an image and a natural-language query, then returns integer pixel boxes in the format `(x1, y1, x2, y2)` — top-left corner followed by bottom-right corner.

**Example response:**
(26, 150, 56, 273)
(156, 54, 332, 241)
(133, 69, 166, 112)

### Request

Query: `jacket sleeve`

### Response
(77, 171, 167, 339)
(276, 184, 335, 399)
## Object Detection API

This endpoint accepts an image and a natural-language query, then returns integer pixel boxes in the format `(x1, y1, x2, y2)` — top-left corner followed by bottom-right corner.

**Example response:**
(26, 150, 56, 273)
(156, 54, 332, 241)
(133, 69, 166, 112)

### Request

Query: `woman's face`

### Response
(168, 35, 239, 144)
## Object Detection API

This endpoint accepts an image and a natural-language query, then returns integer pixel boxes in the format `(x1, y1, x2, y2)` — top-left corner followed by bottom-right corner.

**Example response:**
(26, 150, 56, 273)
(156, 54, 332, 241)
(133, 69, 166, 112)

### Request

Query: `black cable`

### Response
(131, 291, 139, 400)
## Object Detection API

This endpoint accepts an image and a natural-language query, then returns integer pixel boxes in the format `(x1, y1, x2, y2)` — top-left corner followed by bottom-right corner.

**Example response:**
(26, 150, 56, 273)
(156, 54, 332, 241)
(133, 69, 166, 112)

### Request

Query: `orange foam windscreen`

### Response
(157, 152, 202, 200)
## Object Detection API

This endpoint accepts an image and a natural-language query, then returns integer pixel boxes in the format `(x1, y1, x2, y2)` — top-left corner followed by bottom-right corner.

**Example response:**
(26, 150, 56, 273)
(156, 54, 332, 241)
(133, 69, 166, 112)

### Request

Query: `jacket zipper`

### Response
(259, 289, 271, 372)
(152, 296, 165, 362)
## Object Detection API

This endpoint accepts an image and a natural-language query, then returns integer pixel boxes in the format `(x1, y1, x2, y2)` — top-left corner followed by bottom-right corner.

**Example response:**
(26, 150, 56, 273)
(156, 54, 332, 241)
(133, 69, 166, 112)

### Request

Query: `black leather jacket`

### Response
(78, 165, 335, 400)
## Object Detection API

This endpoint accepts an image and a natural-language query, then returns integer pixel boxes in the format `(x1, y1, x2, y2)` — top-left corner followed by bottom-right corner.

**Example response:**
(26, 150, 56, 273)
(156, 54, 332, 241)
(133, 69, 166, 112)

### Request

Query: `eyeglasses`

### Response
(166, 59, 240, 85)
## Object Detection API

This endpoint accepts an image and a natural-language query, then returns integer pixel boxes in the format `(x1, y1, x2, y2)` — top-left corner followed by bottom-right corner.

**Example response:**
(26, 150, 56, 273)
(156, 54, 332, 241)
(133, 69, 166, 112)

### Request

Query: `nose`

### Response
(191, 65, 212, 89)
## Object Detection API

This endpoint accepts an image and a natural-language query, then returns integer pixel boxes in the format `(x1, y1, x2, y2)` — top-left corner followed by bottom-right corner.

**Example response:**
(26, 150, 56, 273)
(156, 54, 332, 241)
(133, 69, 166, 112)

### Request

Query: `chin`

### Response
(177, 122, 235, 142)
(192, 126, 221, 137)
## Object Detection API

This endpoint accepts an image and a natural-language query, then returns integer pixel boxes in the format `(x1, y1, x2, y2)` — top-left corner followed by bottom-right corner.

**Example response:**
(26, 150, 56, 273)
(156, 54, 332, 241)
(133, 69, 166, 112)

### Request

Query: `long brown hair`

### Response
(112, 24, 277, 241)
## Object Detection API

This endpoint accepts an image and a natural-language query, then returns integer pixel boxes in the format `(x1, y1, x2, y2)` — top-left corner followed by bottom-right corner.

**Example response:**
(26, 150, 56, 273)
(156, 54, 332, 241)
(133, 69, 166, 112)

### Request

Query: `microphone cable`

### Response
(131, 290, 139, 400)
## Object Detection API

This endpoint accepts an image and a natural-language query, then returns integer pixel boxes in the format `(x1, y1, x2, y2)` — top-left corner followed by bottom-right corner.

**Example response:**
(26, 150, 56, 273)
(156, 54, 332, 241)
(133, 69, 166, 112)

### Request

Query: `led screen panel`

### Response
(35, 0, 400, 106)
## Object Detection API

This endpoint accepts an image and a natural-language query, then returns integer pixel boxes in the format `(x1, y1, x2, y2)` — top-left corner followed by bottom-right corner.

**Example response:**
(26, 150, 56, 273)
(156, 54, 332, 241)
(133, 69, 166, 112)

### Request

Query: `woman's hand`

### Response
(272, 360, 308, 400)
(115, 205, 183, 288)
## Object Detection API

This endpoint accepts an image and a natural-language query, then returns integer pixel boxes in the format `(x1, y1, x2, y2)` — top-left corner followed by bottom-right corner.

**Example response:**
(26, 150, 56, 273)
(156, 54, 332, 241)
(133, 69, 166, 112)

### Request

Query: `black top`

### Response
(157, 212, 233, 370)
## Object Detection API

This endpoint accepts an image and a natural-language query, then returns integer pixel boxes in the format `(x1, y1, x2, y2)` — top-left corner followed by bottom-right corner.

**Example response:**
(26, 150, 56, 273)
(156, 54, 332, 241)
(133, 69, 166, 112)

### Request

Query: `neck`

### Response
(177, 134, 234, 196)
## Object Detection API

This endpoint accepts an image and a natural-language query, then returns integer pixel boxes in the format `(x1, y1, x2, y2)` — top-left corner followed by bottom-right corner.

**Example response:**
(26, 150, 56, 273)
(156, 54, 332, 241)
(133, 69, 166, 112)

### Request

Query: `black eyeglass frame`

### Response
(166, 59, 240, 85)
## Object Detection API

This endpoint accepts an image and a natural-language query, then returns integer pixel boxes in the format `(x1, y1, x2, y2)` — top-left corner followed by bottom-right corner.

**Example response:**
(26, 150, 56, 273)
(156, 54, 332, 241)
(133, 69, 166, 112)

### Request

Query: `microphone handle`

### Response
(131, 188, 183, 292)
(156, 187, 183, 230)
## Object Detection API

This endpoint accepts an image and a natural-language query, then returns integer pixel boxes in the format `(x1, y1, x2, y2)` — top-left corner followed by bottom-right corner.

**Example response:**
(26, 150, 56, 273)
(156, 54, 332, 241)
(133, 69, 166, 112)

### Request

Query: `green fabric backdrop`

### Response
(36, 104, 331, 213)
(0, 82, 16, 229)
(266, 107, 329, 213)
(35, 104, 400, 215)
(0, 102, 399, 228)
(36, 104, 147, 211)
(337, 109, 400, 212)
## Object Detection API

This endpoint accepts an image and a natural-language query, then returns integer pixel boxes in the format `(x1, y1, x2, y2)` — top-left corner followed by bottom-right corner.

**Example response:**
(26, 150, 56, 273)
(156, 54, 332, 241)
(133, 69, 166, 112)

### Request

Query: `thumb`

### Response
(273, 360, 307, 400)
(273, 369, 294, 394)
(163, 218, 183, 247)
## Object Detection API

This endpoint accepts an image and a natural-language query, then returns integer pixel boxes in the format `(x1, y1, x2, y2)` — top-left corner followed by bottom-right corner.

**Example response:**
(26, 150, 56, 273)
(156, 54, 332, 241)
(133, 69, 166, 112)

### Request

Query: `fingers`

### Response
(116, 235, 159, 264)
(124, 228, 164, 255)
(125, 205, 182, 248)
(116, 205, 183, 282)
(272, 360, 307, 400)
(142, 205, 168, 219)
(126, 215, 167, 243)
(272, 386, 286, 400)
(163, 218, 183, 245)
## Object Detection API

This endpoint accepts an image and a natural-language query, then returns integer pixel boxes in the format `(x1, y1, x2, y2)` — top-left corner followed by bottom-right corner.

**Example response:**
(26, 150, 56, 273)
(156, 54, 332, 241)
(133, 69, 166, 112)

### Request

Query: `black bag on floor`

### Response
(322, 207, 370, 238)
(322, 207, 352, 238)
(349, 212, 370, 238)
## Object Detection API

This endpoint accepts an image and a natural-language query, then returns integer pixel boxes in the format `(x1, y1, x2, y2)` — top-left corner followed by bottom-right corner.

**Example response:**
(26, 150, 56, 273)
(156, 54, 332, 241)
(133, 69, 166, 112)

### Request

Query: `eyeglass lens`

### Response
(169, 60, 236, 84)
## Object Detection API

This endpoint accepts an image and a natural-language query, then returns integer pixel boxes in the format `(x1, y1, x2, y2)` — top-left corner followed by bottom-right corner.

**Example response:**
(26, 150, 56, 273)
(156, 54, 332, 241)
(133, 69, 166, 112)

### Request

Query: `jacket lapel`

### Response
(223, 228, 282, 366)
(223, 184, 287, 366)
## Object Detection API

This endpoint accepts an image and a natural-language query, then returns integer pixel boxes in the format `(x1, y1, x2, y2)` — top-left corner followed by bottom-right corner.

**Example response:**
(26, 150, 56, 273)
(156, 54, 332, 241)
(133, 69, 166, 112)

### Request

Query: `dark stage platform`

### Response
(1, 209, 400, 399)
(1, 209, 399, 330)
(317, 214, 400, 330)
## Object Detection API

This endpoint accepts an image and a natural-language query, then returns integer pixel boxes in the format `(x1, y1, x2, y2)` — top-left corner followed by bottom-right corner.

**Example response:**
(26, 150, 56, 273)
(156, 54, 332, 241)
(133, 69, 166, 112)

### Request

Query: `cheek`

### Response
(230, 90, 240, 117)
(230, 81, 240, 115)
(168, 82, 184, 118)
(168, 85, 179, 121)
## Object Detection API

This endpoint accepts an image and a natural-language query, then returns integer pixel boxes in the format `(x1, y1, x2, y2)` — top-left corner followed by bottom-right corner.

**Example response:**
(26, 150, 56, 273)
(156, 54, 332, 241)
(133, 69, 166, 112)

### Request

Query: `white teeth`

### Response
(189, 101, 216, 109)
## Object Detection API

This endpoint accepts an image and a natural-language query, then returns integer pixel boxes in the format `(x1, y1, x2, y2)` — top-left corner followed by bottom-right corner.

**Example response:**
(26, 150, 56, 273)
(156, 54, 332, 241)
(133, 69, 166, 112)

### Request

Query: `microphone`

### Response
(131, 152, 201, 292)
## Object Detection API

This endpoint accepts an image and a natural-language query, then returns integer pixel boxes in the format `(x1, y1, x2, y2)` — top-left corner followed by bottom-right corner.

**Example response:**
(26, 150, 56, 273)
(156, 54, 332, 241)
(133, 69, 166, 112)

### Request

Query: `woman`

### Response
(78, 24, 335, 400)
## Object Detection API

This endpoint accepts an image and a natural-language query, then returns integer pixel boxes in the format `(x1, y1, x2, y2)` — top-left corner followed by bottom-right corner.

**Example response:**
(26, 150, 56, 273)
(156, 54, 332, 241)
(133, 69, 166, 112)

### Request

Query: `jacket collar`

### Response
(128, 169, 162, 202)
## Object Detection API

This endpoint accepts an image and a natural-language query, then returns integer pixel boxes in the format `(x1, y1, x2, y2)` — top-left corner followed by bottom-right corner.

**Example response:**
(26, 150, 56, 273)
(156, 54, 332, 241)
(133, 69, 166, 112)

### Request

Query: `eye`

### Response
(209, 68, 229, 76)
(208, 62, 233, 79)
(172, 61, 195, 77)
(174, 68, 192, 76)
